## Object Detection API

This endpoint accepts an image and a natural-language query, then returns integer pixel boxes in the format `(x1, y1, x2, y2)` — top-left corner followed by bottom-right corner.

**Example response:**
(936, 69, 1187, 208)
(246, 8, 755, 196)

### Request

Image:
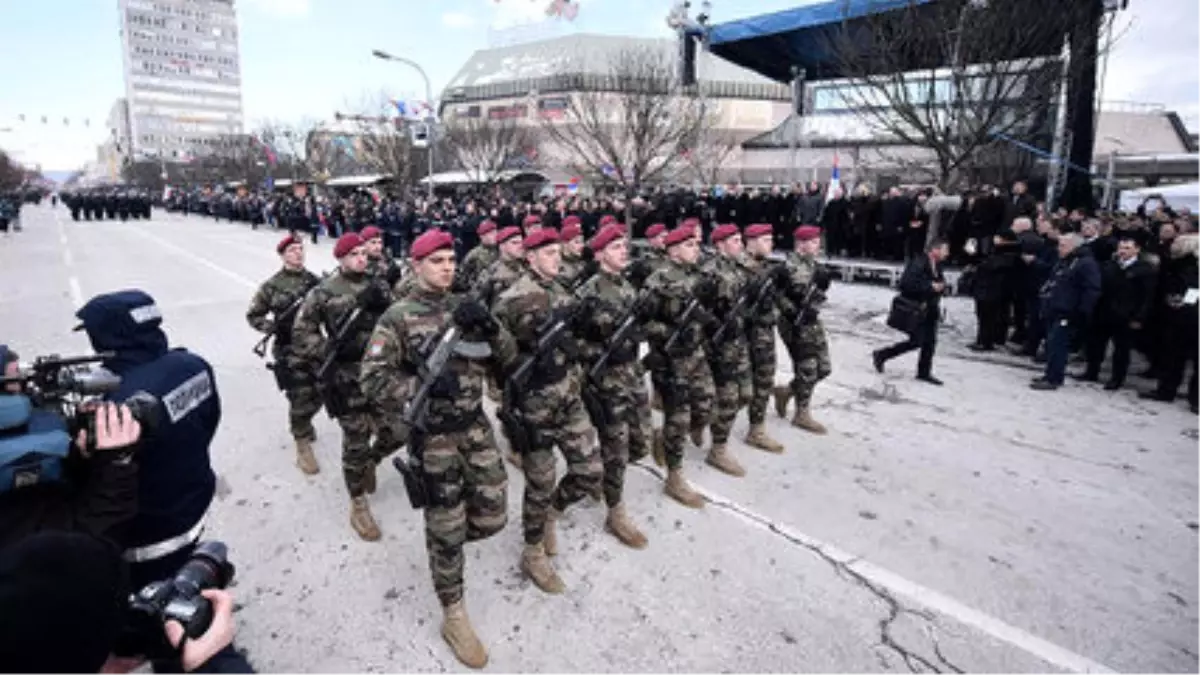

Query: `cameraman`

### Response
(0, 345, 140, 548)
(0, 530, 239, 673)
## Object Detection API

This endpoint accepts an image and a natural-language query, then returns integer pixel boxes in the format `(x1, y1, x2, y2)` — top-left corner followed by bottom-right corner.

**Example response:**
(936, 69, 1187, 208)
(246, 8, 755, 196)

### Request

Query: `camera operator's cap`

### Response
(522, 214, 542, 228)
(711, 223, 739, 243)
(745, 223, 773, 239)
(74, 289, 162, 333)
(645, 223, 666, 239)
(524, 228, 560, 251)
(333, 232, 365, 258)
(0, 531, 129, 673)
(590, 223, 625, 252)
(411, 229, 454, 261)
(562, 214, 582, 228)
(276, 233, 303, 254)
(477, 219, 497, 235)
(794, 225, 822, 242)
(0, 344, 15, 367)
(664, 225, 696, 248)
(496, 226, 523, 244)
(359, 225, 383, 242)
(560, 222, 583, 242)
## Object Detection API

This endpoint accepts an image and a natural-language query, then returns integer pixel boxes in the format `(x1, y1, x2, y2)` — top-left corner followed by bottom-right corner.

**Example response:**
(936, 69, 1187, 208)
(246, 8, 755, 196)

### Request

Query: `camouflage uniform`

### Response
(775, 252, 832, 430)
(292, 269, 395, 537)
(360, 283, 517, 608)
(475, 257, 525, 308)
(626, 243, 667, 290)
(454, 244, 497, 293)
(367, 251, 404, 288)
(698, 254, 751, 474)
(739, 255, 781, 428)
(493, 272, 602, 590)
(246, 267, 323, 443)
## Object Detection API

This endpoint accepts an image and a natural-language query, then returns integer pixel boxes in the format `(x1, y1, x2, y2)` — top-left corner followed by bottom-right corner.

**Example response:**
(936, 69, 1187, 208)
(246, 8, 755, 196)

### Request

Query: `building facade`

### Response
(118, 0, 244, 160)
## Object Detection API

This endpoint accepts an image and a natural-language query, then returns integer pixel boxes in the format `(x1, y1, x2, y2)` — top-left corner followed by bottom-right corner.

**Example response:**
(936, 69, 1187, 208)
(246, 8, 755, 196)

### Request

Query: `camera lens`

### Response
(174, 541, 234, 596)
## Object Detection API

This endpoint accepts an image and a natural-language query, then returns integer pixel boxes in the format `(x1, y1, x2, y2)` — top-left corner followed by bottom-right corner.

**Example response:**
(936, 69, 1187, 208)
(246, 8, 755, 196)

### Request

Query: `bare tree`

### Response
(339, 91, 423, 190)
(539, 46, 709, 198)
(682, 120, 741, 187)
(258, 119, 353, 186)
(824, 0, 1092, 191)
(193, 133, 271, 188)
(0, 150, 25, 190)
(442, 113, 535, 184)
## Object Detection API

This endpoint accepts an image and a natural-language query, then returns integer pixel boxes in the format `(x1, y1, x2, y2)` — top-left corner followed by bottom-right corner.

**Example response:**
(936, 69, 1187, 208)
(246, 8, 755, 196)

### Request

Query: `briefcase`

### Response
(886, 295, 925, 336)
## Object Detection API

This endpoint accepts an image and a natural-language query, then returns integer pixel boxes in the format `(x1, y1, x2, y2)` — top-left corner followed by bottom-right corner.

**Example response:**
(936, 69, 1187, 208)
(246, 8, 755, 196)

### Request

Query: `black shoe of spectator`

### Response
(1033, 353, 1047, 364)
(968, 343, 993, 352)
(916, 374, 943, 386)
(1030, 380, 1059, 391)
(1139, 391, 1174, 402)
(1008, 332, 1027, 345)
(1071, 372, 1099, 383)
(872, 351, 885, 374)
(1103, 380, 1122, 391)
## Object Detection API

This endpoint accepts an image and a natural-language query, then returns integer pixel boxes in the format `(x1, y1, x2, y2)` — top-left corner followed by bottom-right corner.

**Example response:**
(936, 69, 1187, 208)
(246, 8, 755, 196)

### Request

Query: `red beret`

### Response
(645, 223, 666, 238)
(745, 223, 773, 239)
(276, 234, 302, 254)
(560, 222, 582, 241)
(711, 224, 740, 243)
(333, 233, 364, 258)
(410, 229, 454, 261)
(794, 225, 822, 242)
(681, 217, 701, 229)
(562, 215, 582, 228)
(599, 214, 618, 226)
(664, 226, 696, 248)
(522, 214, 542, 228)
(523, 228, 559, 250)
(477, 219, 497, 235)
(590, 223, 625, 252)
(360, 226, 382, 241)
(496, 226, 523, 244)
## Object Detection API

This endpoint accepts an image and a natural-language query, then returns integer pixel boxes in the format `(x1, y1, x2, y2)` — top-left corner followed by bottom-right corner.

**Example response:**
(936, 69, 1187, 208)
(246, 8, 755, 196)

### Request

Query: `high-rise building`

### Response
(117, 0, 244, 160)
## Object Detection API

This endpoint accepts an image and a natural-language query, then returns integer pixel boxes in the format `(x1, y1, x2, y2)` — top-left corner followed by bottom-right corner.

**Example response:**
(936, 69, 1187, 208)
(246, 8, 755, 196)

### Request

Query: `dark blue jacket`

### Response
(76, 291, 221, 549)
(1040, 246, 1102, 320)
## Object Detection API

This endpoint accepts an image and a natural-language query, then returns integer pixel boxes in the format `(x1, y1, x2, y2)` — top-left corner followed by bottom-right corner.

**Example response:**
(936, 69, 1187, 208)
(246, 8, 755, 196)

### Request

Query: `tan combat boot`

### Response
(705, 443, 746, 477)
(651, 429, 666, 467)
(543, 508, 561, 557)
(521, 543, 565, 594)
(664, 469, 705, 509)
(350, 496, 381, 541)
(773, 386, 791, 418)
(689, 426, 706, 449)
(442, 601, 488, 669)
(605, 503, 648, 549)
(295, 438, 319, 475)
(745, 424, 784, 453)
(792, 407, 828, 435)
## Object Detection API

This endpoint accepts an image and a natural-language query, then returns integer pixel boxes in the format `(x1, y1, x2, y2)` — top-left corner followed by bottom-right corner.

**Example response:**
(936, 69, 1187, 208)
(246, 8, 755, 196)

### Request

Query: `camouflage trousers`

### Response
(708, 338, 751, 445)
(337, 410, 402, 498)
(651, 352, 715, 470)
(585, 366, 642, 508)
(519, 376, 601, 545)
(627, 370, 653, 464)
(781, 320, 832, 410)
(285, 383, 322, 442)
(746, 324, 777, 425)
(423, 415, 508, 607)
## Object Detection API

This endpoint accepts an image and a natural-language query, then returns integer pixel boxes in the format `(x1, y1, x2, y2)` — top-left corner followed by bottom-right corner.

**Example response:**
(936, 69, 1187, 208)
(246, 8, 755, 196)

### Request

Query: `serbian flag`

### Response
(825, 150, 841, 203)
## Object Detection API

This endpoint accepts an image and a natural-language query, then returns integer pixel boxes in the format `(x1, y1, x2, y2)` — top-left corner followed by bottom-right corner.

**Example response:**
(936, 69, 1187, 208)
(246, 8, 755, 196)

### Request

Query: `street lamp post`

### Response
(372, 48, 436, 198)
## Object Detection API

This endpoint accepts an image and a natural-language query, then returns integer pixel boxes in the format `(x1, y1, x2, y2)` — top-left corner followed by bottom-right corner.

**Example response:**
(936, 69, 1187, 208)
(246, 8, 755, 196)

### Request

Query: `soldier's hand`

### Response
(694, 278, 718, 303)
(770, 264, 791, 289)
(357, 283, 391, 311)
(814, 267, 833, 291)
(453, 299, 497, 336)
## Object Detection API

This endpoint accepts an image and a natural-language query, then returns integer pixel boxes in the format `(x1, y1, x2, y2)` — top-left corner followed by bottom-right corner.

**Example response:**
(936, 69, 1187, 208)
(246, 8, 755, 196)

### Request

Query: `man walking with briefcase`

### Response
(873, 239, 951, 385)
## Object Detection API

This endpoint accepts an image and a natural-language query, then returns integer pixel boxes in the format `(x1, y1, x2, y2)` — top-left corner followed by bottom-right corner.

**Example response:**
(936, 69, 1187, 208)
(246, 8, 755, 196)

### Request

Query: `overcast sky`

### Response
(0, 0, 1195, 171)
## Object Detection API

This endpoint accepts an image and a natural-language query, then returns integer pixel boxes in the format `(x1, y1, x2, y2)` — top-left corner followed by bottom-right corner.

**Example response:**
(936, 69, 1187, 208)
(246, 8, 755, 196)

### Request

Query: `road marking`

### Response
(128, 225, 256, 290)
(643, 470, 1117, 674)
(62, 248, 74, 267)
(68, 277, 83, 308)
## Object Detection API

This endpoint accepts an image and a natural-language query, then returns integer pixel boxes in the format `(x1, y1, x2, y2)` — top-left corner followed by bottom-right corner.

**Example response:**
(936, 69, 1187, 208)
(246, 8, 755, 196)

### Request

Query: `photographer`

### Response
(0, 530, 238, 673)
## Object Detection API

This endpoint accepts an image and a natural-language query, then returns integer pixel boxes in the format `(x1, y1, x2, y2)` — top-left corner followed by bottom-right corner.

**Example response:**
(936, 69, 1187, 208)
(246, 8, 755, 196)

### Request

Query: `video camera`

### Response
(114, 541, 236, 659)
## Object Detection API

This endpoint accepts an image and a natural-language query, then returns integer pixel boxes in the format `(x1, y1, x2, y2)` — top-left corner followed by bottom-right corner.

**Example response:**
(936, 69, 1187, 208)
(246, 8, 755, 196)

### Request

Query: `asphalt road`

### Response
(2, 203, 1196, 673)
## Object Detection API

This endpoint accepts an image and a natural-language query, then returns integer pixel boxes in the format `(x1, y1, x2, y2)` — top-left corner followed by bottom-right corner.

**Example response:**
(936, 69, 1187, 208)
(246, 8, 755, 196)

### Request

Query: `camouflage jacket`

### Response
(475, 256, 526, 308)
(775, 252, 827, 325)
(454, 244, 497, 293)
(626, 243, 666, 289)
(558, 253, 586, 290)
(738, 254, 780, 327)
(641, 258, 707, 356)
(291, 269, 391, 376)
(367, 252, 404, 288)
(493, 272, 581, 390)
(361, 283, 517, 432)
(699, 252, 750, 333)
(575, 268, 642, 387)
(246, 267, 321, 355)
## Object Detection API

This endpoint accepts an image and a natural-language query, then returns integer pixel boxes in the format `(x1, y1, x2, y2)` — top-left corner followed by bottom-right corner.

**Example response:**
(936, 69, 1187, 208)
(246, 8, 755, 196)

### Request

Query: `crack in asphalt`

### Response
(632, 463, 966, 673)
(909, 417, 1139, 473)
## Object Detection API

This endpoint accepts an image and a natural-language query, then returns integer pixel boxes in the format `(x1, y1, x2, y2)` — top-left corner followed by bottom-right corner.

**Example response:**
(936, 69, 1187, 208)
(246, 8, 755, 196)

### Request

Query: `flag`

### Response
(825, 151, 841, 203)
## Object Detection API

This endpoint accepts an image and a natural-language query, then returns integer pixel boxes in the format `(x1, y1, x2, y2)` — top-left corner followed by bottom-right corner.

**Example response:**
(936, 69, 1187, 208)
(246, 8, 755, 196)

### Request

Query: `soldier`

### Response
(474, 226, 525, 308)
(292, 233, 395, 540)
(740, 223, 786, 453)
(697, 224, 750, 476)
(361, 226, 404, 287)
(522, 213, 543, 236)
(556, 217, 590, 290)
(773, 225, 834, 433)
(453, 220, 498, 293)
(360, 229, 515, 669)
(641, 225, 716, 508)
(493, 228, 602, 594)
(246, 234, 324, 474)
(574, 223, 649, 548)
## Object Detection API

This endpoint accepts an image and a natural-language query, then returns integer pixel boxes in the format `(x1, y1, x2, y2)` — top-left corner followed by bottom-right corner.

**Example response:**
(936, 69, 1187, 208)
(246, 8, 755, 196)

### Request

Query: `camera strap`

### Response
(123, 518, 206, 563)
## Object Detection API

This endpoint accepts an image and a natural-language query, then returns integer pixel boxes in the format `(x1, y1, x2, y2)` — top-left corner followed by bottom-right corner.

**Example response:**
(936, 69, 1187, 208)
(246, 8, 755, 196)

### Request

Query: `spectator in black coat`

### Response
(1005, 180, 1038, 227)
(969, 230, 1020, 351)
(822, 188, 851, 257)
(1032, 234, 1102, 390)
(1141, 234, 1199, 411)
(1081, 235, 1156, 390)
(879, 187, 911, 261)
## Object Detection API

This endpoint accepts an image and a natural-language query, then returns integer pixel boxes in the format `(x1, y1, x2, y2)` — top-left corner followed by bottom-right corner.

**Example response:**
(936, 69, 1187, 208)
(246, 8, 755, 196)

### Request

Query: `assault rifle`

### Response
(252, 294, 307, 358)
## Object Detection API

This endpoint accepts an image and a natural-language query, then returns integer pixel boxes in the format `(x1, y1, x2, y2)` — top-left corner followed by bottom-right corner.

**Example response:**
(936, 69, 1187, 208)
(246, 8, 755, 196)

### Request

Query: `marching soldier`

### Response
(574, 223, 649, 548)
(474, 226, 525, 308)
(627, 223, 668, 289)
(361, 225, 404, 287)
(453, 220, 498, 293)
(493, 228, 602, 594)
(291, 233, 396, 540)
(774, 225, 834, 433)
(360, 229, 516, 669)
(740, 223, 786, 453)
(556, 217, 589, 289)
(697, 224, 750, 477)
(640, 224, 716, 508)
(246, 234, 324, 474)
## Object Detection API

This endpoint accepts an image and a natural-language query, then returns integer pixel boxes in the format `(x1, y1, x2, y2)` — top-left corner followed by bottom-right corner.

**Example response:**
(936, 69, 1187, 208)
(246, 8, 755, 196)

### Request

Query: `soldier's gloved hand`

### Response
(770, 264, 791, 289)
(453, 299, 497, 336)
(814, 267, 833, 291)
(694, 278, 718, 304)
(357, 283, 391, 311)
(626, 259, 653, 288)
(800, 306, 820, 325)
(429, 371, 460, 398)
